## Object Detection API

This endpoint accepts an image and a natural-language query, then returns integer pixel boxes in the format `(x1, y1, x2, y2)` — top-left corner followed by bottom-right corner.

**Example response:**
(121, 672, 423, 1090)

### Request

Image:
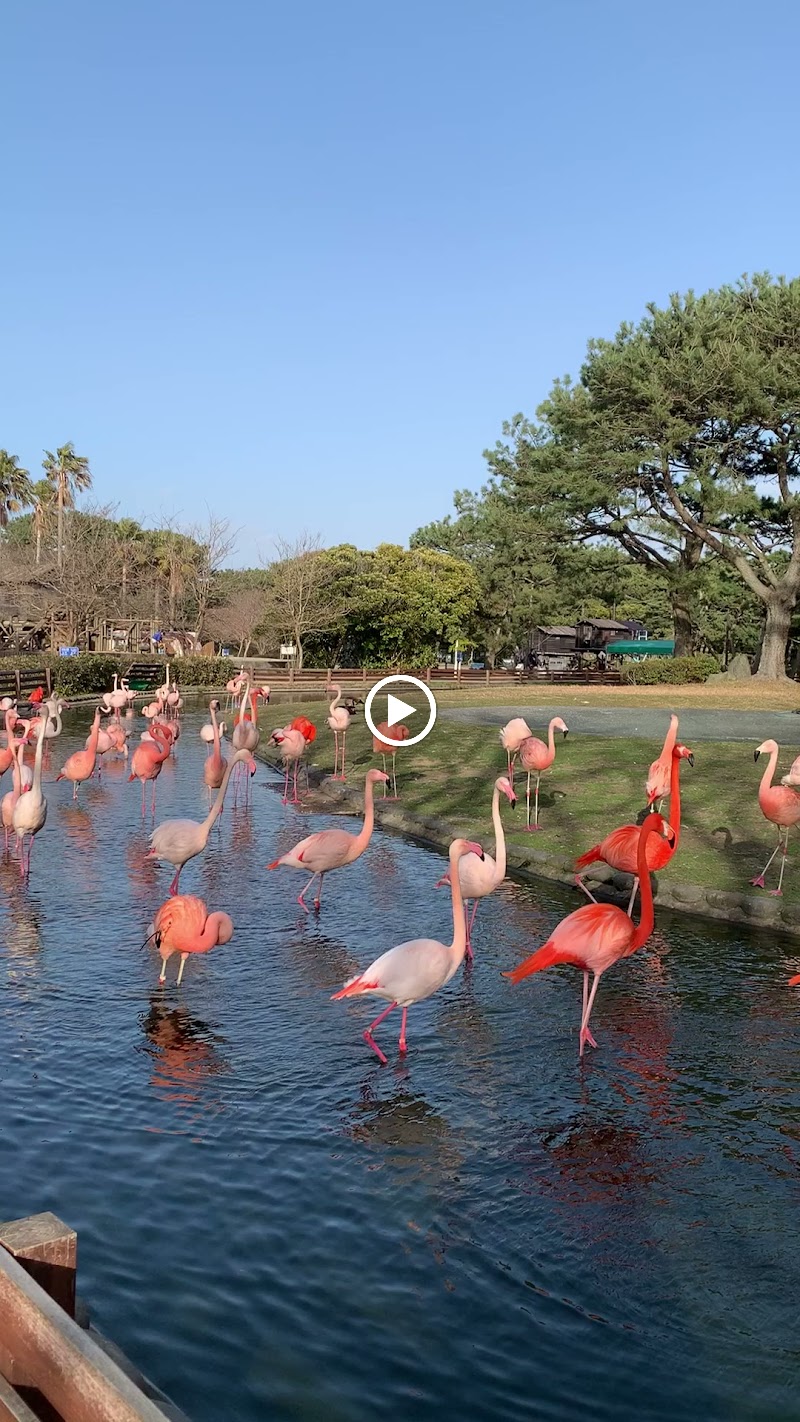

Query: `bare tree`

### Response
(182, 514, 238, 644)
(206, 587, 267, 655)
(262, 533, 342, 670)
(32, 503, 125, 646)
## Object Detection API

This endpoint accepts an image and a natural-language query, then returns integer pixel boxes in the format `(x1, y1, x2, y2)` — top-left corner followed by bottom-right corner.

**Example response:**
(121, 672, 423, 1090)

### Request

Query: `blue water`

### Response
(1, 708, 800, 1421)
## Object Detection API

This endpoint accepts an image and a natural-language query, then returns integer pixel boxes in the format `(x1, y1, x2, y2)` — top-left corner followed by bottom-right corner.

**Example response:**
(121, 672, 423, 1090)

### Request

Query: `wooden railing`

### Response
(0, 1214, 187, 1422)
(237, 664, 622, 691)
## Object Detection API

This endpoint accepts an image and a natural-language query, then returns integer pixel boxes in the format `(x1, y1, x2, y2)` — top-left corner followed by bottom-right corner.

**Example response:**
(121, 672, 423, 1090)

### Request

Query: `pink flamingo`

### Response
(781, 755, 800, 788)
(203, 700, 228, 796)
(142, 700, 161, 720)
(327, 684, 351, 781)
(149, 894, 234, 985)
(1, 737, 29, 857)
(12, 715, 48, 877)
(331, 836, 483, 1064)
(57, 706, 102, 799)
(148, 748, 254, 895)
(504, 816, 674, 1057)
(372, 722, 411, 799)
(517, 717, 569, 829)
(500, 717, 532, 784)
(231, 680, 266, 801)
(646, 714, 679, 807)
(435, 775, 514, 956)
(268, 769, 388, 910)
(576, 743, 693, 913)
(270, 720, 316, 804)
(0, 708, 20, 778)
(129, 725, 172, 815)
(751, 739, 800, 895)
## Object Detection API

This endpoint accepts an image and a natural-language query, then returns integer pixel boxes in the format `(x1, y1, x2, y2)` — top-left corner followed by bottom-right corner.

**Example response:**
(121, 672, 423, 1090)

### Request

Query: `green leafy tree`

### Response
(0, 451, 34, 529)
(42, 442, 91, 569)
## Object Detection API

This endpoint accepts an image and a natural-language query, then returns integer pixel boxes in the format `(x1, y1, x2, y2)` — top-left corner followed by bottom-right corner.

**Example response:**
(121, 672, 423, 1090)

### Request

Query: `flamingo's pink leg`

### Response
(282, 763, 290, 803)
(72, 782, 78, 801)
(579, 972, 600, 1057)
(297, 873, 318, 910)
(574, 874, 597, 903)
(363, 1001, 397, 1064)
(463, 902, 473, 961)
(168, 868, 181, 896)
(332, 731, 339, 780)
(626, 876, 640, 916)
(381, 755, 388, 796)
(340, 730, 347, 783)
(392, 754, 398, 801)
(151, 782, 156, 816)
(771, 829, 790, 896)
(314, 873, 324, 910)
(752, 829, 783, 888)
(398, 1008, 408, 1054)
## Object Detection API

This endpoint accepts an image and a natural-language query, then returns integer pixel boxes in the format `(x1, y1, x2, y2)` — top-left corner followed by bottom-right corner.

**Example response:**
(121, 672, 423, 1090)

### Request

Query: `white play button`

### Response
(387, 693, 416, 727)
(365, 675, 438, 748)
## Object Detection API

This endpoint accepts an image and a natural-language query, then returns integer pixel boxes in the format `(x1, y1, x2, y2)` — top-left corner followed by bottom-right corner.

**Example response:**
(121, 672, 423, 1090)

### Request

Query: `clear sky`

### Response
(3, 0, 799, 566)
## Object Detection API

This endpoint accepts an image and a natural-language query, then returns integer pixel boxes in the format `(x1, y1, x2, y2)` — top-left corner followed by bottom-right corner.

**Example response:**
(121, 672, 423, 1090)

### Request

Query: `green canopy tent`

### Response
(606, 639, 675, 657)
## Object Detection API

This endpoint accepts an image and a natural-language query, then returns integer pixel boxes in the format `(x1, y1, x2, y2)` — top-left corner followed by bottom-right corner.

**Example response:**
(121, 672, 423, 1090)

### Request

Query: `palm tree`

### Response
(30, 479, 55, 565)
(42, 442, 92, 568)
(0, 451, 34, 528)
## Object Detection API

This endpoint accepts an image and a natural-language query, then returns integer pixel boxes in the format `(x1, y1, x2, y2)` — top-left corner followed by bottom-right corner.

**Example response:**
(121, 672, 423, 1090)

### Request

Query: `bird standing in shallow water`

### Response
(505, 816, 674, 1058)
(57, 706, 102, 799)
(332, 837, 483, 1064)
(149, 748, 254, 895)
(149, 895, 234, 984)
(751, 740, 800, 896)
(435, 775, 515, 956)
(268, 769, 388, 910)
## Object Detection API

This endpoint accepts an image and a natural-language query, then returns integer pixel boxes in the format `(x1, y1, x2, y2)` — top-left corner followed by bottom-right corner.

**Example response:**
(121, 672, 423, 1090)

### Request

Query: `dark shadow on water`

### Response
(138, 997, 229, 1117)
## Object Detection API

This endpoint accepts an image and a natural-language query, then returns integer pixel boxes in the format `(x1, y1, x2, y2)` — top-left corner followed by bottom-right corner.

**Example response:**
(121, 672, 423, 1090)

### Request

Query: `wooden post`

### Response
(45, 667, 52, 696)
(0, 1214, 76, 1319)
(13, 669, 20, 699)
(485, 668, 490, 684)
(425, 667, 431, 684)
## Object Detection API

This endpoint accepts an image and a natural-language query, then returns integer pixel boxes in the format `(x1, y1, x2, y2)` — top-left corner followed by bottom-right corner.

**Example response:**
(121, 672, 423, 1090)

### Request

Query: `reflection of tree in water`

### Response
(138, 997, 228, 1111)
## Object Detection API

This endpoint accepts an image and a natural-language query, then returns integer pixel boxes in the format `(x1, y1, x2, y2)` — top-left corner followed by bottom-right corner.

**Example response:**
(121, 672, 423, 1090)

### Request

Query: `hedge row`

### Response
(620, 654, 721, 685)
(6, 654, 233, 696)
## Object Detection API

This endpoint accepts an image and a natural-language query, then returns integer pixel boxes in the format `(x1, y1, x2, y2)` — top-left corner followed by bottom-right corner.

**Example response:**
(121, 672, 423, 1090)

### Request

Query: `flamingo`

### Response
(504, 816, 674, 1057)
(148, 748, 255, 895)
(517, 718, 569, 829)
(372, 722, 411, 799)
(500, 717, 532, 784)
(203, 700, 228, 796)
(108, 678, 128, 719)
(576, 743, 694, 913)
(0, 708, 20, 778)
(267, 769, 388, 910)
(751, 739, 800, 895)
(2, 737, 29, 857)
(331, 836, 483, 1064)
(435, 775, 515, 956)
(327, 684, 351, 782)
(12, 715, 48, 877)
(142, 700, 161, 720)
(129, 725, 172, 815)
(646, 714, 679, 807)
(42, 695, 66, 740)
(781, 755, 800, 789)
(57, 707, 102, 799)
(148, 895, 234, 985)
(270, 719, 316, 804)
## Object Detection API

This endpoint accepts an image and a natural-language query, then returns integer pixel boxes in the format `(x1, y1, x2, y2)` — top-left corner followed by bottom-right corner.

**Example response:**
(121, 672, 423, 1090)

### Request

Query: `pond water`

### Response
(1, 708, 800, 1422)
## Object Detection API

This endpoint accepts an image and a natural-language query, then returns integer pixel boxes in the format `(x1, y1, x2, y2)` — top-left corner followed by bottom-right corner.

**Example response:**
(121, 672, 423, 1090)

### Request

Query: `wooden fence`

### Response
(238, 664, 622, 691)
(0, 1213, 187, 1422)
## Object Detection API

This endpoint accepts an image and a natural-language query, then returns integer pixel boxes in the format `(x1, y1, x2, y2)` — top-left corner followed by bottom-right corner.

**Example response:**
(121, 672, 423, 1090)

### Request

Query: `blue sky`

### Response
(3, 0, 798, 566)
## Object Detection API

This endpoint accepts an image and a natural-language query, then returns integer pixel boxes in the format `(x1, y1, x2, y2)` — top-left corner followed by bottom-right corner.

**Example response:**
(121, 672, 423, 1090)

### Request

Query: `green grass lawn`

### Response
(261, 695, 797, 903)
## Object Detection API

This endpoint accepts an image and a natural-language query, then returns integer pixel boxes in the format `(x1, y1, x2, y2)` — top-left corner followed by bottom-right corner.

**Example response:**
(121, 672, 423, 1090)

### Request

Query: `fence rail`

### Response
(238, 665, 622, 690)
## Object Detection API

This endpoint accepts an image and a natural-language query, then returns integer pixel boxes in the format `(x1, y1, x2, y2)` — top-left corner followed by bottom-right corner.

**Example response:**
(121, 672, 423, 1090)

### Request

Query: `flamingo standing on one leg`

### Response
(435, 775, 514, 957)
(751, 739, 800, 895)
(331, 836, 483, 1064)
(128, 725, 172, 815)
(327, 684, 351, 782)
(267, 769, 388, 910)
(203, 700, 228, 797)
(148, 895, 234, 985)
(504, 816, 674, 1057)
(148, 748, 255, 894)
(517, 718, 569, 830)
(12, 715, 48, 877)
(575, 743, 694, 913)
(646, 714, 679, 809)
(500, 717, 532, 785)
(57, 706, 102, 799)
(372, 722, 411, 799)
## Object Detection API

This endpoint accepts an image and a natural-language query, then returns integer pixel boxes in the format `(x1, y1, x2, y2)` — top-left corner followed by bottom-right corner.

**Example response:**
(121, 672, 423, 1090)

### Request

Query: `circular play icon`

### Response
(364, 675, 438, 749)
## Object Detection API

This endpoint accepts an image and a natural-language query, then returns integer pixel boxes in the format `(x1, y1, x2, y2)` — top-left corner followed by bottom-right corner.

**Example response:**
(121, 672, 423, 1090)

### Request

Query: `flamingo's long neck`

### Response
(547, 719, 558, 761)
(237, 679, 250, 724)
(759, 746, 780, 804)
(11, 740, 22, 794)
(448, 845, 468, 963)
(86, 711, 101, 767)
(329, 685, 342, 713)
(211, 703, 222, 759)
(352, 777, 377, 854)
(201, 750, 245, 838)
(668, 752, 683, 845)
(31, 718, 46, 799)
(631, 819, 662, 951)
(491, 785, 506, 881)
(661, 714, 678, 763)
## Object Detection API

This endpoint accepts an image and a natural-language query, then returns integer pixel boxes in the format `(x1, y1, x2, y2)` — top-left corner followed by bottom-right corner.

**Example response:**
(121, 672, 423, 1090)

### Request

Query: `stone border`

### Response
(258, 749, 800, 942)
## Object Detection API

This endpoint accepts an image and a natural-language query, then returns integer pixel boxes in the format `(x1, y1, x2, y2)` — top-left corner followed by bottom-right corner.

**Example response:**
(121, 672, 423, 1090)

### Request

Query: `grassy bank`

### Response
(261, 695, 800, 906)
(430, 680, 800, 711)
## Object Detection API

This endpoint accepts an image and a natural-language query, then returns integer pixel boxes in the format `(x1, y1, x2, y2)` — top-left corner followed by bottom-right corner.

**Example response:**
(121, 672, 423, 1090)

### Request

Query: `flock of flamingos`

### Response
(1, 672, 799, 1062)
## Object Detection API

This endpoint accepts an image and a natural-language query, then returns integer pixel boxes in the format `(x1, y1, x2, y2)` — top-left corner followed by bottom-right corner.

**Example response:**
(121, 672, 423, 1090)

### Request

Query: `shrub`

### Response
(4, 653, 232, 697)
(620, 654, 720, 685)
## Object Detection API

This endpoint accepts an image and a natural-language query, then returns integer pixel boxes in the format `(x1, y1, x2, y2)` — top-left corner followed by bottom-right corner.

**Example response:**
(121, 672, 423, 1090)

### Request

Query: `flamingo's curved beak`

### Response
(754, 749, 761, 762)
(562, 729, 569, 739)
(687, 753, 694, 767)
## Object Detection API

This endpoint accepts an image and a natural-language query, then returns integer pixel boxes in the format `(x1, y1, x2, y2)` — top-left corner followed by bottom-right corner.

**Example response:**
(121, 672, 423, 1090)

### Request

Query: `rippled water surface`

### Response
(2, 708, 800, 1421)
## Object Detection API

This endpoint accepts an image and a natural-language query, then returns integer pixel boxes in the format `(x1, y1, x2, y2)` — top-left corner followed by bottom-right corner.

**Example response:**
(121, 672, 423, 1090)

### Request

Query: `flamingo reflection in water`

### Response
(140, 998, 228, 1111)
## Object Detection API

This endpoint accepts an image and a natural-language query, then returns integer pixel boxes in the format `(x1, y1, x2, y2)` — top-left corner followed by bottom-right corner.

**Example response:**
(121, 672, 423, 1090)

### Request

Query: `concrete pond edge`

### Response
(257, 750, 800, 944)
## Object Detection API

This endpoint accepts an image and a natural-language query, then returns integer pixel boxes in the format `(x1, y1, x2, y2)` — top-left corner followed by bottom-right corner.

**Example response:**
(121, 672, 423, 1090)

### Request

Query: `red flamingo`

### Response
(517, 718, 569, 829)
(372, 721, 411, 799)
(149, 894, 234, 985)
(575, 742, 694, 912)
(751, 739, 800, 895)
(504, 816, 674, 1057)
(57, 706, 102, 799)
(128, 724, 172, 815)
(270, 718, 316, 804)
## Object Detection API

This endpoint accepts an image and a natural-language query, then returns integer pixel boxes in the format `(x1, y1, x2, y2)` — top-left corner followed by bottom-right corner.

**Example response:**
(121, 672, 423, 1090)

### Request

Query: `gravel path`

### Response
(440, 702, 800, 744)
